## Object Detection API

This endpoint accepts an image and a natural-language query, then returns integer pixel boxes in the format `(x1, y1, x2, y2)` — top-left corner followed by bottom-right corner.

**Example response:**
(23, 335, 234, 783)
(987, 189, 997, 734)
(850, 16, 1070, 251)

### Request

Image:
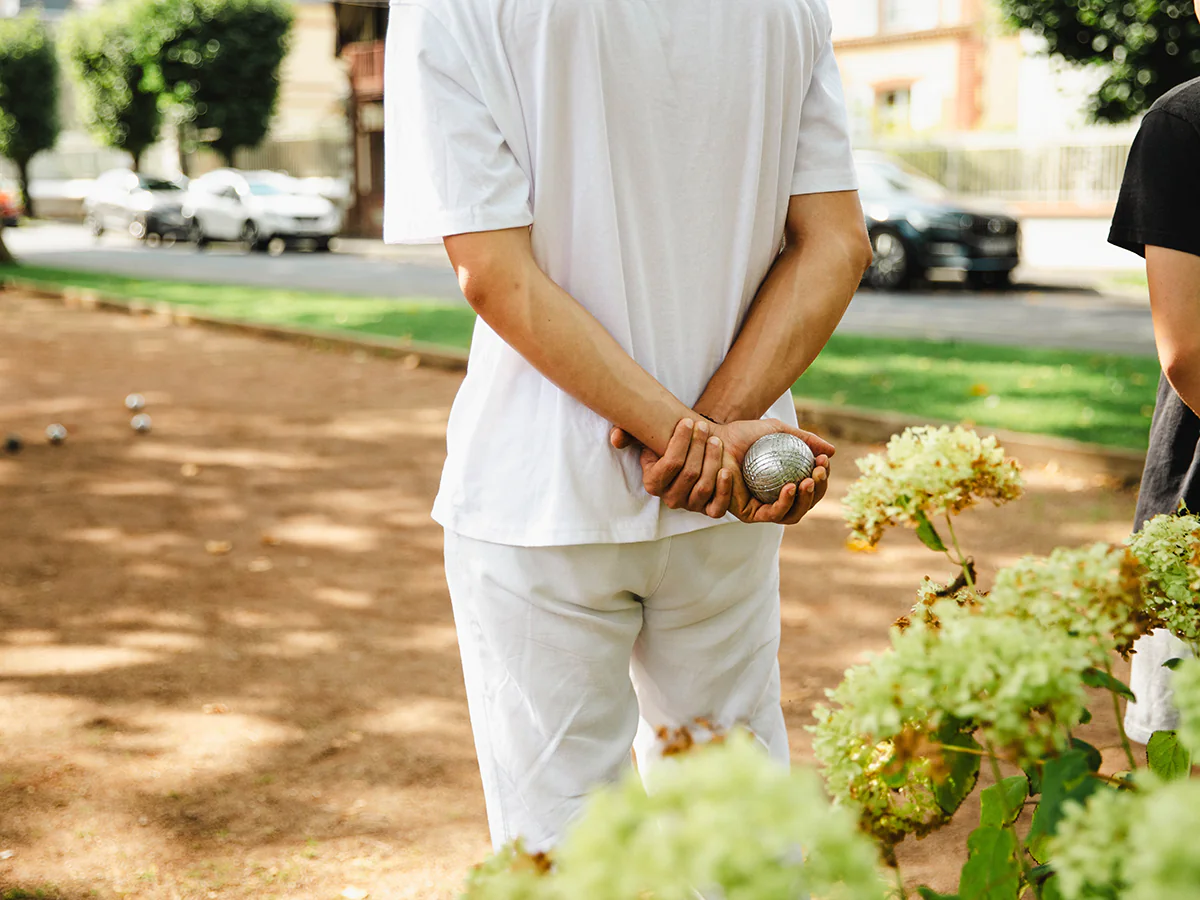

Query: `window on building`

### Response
(875, 87, 914, 137)
(882, 0, 941, 33)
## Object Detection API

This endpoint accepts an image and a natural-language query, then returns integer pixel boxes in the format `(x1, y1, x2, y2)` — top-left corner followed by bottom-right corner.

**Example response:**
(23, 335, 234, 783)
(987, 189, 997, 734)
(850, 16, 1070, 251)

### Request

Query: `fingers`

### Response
(752, 483, 801, 524)
(609, 426, 635, 450)
(779, 423, 836, 459)
(663, 420, 711, 509)
(642, 418, 694, 498)
(705, 467, 734, 519)
(686, 432, 724, 513)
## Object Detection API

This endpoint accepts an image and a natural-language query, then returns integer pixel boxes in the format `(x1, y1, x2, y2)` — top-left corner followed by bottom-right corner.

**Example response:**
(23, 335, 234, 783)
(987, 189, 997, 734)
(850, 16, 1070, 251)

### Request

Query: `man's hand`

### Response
(611, 418, 834, 525)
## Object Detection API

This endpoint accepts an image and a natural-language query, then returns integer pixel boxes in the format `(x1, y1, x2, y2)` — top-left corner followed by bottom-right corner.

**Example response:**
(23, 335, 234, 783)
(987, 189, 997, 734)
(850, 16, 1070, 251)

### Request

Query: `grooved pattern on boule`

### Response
(741, 433, 815, 504)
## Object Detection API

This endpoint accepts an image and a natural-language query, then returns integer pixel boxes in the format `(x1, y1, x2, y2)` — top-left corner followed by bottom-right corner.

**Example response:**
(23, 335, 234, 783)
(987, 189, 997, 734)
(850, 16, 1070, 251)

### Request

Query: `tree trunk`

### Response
(0, 226, 14, 266)
(131, 149, 142, 174)
(16, 159, 33, 221)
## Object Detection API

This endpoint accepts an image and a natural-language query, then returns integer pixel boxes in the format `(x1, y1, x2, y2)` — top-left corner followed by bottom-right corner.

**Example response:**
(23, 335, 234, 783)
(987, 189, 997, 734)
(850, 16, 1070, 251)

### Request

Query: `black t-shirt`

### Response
(1109, 77, 1200, 528)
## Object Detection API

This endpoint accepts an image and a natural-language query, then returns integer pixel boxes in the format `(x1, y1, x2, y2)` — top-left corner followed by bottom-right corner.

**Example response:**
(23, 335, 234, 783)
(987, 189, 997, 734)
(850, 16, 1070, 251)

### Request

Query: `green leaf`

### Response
(1028, 750, 1100, 863)
(1163, 658, 1185, 670)
(958, 826, 1021, 900)
(1147, 730, 1192, 782)
(1070, 738, 1103, 774)
(1038, 875, 1065, 900)
(1023, 761, 1042, 797)
(933, 723, 983, 816)
(1081, 667, 1137, 702)
(918, 889, 960, 900)
(980, 775, 1028, 827)
(913, 509, 949, 552)
(1078, 707, 1093, 725)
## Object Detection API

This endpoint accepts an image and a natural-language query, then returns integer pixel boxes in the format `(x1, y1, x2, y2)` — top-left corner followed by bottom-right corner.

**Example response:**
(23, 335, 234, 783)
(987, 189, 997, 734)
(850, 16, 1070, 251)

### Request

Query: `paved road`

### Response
(4, 222, 1157, 356)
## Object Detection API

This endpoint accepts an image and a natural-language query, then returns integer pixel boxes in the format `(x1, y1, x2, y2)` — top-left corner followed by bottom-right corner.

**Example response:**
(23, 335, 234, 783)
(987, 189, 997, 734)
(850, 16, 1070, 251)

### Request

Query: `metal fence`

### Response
(871, 138, 1134, 206)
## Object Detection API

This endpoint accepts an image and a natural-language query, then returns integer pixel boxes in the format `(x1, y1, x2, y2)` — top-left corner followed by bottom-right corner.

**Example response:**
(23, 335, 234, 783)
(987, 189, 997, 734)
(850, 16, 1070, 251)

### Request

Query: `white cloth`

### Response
(384, 0, 858, 547)
(1125, 629, 1196, 744)
(444, 522, 788, 851)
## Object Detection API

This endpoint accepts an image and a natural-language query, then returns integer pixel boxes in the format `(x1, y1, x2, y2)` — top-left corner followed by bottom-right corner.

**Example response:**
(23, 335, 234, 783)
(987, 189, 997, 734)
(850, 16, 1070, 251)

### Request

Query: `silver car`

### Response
(84, 170, 189, 242)
(183, 169, 342, 252)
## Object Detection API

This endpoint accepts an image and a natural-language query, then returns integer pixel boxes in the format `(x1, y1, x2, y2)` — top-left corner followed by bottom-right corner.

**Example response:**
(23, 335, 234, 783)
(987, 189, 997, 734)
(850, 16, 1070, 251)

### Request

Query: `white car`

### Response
(183, 168, 342, 252)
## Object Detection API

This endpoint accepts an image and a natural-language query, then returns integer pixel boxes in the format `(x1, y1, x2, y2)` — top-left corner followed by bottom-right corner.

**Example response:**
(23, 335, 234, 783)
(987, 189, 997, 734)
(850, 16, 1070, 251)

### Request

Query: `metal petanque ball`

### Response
(131, 414, 153, 434)
(125, 393, 146, 412)
(741, 433, 816, 504)
(46, 424, 68, 445)
(4, 434, 21, 455)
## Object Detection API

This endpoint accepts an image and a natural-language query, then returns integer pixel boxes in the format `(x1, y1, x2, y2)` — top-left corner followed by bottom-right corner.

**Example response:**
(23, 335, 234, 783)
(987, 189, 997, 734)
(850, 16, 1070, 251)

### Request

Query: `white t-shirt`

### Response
(384, 0, 857, 548)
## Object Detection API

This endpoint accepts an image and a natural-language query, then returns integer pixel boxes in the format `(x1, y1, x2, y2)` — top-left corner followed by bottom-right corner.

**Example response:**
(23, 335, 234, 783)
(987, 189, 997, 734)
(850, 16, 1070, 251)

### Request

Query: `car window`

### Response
(245, 182, 284, 196)
(857, 161, 948, 202)
(139, 177, 182, 192)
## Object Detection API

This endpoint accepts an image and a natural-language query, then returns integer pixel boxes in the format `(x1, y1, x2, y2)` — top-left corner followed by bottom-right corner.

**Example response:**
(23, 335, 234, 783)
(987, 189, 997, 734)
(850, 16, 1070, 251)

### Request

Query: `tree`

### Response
(0, 14, 60, 219)
(142, 0, 293, 166)
(998, 0, 1200, 122)
(0, 228, 12, 266)
(61, 1, 162, 172)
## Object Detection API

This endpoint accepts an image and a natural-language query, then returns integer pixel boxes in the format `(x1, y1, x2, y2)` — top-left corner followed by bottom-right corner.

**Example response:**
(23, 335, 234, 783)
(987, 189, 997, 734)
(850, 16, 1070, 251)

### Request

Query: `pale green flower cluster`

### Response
(1126, 780, 1200, 900)
(463, 733, 887, 900)
(987, 543, 1150, 656)
(1050, 787, 1142, 900)
(1170, 657, 1200, 759)
(898, 576, 979, 632)
(812, 598, 1095, 844)
(1127, 512, 1200, 645)
(810, 703, 948, 847)
(842, 426, 1023, 548)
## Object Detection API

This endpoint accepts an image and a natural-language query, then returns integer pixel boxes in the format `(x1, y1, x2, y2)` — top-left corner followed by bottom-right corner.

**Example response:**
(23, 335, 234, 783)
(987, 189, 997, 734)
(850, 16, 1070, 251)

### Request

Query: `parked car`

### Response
(183, 169, 342, 252)
(0, 178, 24, 227)
(83, 169, 189, 242)
(856, 152, 1021, 291)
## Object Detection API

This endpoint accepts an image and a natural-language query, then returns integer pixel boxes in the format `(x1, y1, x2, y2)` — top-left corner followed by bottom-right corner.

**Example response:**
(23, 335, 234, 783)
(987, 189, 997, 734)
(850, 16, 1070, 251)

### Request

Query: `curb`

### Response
(5, 277, 1146, 484)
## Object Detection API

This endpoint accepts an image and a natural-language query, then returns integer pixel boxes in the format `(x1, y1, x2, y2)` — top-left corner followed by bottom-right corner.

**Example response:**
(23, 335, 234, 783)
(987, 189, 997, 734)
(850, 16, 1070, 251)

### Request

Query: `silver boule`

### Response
(131, 413, 153, 434)
(45, 424, 68, 445)
(125, 393, 146, 412)
(741, 432, 815, 504)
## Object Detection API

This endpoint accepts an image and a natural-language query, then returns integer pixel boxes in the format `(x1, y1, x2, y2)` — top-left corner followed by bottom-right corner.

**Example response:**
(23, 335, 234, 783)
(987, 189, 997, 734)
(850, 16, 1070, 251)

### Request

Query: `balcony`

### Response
(345, 40, 384, 100)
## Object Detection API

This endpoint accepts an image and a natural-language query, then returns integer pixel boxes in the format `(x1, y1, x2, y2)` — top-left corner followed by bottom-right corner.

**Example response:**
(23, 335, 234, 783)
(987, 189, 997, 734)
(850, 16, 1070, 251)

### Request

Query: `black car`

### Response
(857, 153, 1021, 291)
(83, 170, 190, 243)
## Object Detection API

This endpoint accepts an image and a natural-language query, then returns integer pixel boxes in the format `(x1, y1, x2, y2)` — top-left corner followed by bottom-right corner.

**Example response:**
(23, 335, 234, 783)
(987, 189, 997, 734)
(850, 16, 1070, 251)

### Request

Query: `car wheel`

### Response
(241, 220, 264, 253)
(967, 270, 1012, 292)
(86, 213, 104, 238)
(314, 237, 331, 253)
(188, 219, 209, 249)
(867, 228, 915, 291)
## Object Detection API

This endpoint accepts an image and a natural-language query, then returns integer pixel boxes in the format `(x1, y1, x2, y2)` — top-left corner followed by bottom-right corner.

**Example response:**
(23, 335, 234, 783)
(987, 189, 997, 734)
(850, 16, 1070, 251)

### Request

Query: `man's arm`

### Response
(443, 226, 825, 523)
(694, 190, 872, 424)
(1147, 244, 1200, 414)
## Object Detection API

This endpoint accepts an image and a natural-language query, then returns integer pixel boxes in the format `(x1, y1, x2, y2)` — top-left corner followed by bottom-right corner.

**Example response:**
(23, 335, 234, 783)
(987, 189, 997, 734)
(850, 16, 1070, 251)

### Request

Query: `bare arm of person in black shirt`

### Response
(1147, 246, 1200, 414)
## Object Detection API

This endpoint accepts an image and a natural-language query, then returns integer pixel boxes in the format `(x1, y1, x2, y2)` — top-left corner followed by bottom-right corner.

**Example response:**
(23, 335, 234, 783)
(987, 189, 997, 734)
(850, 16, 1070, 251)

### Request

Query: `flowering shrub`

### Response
(465, 427, 1200, 900)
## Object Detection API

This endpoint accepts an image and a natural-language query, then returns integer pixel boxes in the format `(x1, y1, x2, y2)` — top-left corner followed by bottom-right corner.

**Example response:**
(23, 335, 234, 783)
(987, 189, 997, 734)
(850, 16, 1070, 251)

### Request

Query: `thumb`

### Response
(610, 426, 634, 450)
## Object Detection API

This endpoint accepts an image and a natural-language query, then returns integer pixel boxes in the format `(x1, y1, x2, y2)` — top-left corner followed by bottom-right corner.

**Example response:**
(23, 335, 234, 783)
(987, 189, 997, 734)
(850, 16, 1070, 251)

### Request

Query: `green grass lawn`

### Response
(2, 263, 1159, 450)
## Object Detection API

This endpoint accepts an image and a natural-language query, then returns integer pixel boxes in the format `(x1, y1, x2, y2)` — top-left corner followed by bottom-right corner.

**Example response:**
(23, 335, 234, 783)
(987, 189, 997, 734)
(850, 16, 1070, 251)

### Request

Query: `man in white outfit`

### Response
(383, 0, 872, 852)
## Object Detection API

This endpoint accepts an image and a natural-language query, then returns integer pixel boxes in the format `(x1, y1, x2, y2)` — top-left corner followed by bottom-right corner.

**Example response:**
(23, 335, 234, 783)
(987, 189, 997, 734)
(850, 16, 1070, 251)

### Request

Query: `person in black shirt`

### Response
(1108, 57, 1200, 743)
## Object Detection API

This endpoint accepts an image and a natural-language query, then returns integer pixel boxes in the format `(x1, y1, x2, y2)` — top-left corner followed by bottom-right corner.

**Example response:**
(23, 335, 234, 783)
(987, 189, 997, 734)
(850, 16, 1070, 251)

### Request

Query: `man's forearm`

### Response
(1148, 245, 1200, 415)
(446, 227, 695, 457)
(694, 191, 871, 424)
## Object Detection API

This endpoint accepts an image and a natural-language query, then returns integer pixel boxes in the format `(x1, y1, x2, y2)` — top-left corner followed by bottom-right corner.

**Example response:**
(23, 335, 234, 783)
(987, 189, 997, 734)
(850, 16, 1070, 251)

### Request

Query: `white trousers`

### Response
(1125, 629, 1195, 744)
(444, 523, 788, 852)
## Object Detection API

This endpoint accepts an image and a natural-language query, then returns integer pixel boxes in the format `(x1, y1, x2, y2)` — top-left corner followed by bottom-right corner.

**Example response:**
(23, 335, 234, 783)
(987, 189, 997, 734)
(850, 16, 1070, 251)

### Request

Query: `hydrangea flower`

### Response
(1127, 512, 1200, 648)
(552, 731, 887, 900)
(842, 426, 1023, 549)
(1050, 786, 1142, 900)
(1169, 657, 1200, 759)
(466, 734, 887, 900)
(1126, 780, 1200, 900)
(987, 544, 1153, 656)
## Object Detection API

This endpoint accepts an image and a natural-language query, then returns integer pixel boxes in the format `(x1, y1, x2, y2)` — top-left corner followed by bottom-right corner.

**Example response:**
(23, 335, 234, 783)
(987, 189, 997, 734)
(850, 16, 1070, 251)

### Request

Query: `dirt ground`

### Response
(0, 291, 1139, 899)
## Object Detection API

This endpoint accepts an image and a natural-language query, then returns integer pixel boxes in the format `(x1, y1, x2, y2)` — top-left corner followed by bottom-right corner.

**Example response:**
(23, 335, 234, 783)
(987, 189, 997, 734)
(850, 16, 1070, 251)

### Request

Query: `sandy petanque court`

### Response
(0, 290, 1138, 899)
